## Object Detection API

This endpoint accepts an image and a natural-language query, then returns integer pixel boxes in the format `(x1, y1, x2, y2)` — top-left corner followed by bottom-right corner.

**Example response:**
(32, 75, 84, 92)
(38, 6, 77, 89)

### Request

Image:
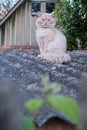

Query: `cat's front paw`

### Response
(62, 53, 71, 63)
(38, 54, 42, 58)
(56, 53, 71, 64)
(38, 54, 45, 58)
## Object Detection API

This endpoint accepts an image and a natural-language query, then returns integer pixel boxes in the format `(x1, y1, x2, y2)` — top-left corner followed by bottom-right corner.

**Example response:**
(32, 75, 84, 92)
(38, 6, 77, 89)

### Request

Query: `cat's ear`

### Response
(50, 11, 55, 17)
(37, 12, 42, 17)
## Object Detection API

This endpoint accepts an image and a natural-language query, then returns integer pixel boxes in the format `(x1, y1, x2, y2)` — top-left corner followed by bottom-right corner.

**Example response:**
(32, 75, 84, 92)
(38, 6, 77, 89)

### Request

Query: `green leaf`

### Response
(25, 99, 44, 112)
(46, 95, 80, 128)
(22, 115, 35, 130)
(43, 83, 62, 94)
(42, 75, 49, 87)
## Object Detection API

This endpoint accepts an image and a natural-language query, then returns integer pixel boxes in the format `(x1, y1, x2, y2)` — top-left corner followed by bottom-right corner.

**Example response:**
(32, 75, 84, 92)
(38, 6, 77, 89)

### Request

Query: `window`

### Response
(31, 3, 41, 15)
(46, 2, 55, 13)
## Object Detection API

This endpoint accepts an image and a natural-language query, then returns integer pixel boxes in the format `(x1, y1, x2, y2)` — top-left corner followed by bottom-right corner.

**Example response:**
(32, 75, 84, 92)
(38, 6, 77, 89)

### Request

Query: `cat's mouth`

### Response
(43, 26, 49, 28)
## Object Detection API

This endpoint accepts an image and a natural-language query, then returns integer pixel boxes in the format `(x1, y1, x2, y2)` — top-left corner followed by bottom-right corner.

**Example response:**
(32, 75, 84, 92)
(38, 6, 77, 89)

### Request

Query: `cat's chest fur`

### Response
(36, 28, 54, 36)
(36, 28, 55, 44)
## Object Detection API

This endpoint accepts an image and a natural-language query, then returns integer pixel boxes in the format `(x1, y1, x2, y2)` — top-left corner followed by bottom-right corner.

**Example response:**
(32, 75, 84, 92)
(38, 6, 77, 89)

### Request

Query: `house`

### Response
(0, 0, 57, 47)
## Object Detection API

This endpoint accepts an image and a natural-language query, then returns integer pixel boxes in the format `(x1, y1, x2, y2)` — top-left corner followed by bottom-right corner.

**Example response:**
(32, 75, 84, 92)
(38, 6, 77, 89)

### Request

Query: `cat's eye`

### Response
(48, 19, 50, 21)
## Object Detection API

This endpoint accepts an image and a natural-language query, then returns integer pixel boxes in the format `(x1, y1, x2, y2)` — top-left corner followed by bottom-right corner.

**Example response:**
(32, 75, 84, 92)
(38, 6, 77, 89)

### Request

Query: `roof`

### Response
(0, 49, 87, 126)
(0, 0, 57, 26)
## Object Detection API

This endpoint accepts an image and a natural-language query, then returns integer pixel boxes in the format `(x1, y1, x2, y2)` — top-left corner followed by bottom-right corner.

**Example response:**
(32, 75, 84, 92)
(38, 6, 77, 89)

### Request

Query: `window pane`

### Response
(46, 2, 55, 13)
(31, 3, 41, 13)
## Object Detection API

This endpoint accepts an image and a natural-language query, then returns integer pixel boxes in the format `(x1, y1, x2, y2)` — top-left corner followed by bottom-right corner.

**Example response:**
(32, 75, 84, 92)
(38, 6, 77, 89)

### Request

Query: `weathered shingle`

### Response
(0, 49, 87, 126)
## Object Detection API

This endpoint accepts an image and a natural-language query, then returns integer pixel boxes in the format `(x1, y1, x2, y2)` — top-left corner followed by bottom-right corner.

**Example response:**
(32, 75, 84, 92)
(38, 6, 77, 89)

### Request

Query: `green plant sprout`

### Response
(25, 76, 80, 128)
(22, 115, 36, 130)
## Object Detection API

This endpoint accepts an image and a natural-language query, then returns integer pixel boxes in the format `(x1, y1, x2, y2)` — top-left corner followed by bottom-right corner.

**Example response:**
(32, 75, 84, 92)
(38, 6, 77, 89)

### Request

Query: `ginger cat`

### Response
(36, 12, 71, 64)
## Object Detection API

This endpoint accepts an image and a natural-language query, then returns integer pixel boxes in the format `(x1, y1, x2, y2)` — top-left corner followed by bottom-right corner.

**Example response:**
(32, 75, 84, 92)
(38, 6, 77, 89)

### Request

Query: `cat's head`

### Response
(36, 12, 56, 28)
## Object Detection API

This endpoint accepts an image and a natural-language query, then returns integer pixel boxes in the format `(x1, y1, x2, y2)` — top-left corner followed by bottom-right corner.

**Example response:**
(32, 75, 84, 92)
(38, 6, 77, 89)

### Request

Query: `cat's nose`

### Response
(45, 23, 47, 25)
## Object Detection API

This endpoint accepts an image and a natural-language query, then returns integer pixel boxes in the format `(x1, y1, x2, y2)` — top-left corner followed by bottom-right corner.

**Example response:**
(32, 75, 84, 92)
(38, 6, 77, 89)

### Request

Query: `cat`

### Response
(36, 12, 71, 64)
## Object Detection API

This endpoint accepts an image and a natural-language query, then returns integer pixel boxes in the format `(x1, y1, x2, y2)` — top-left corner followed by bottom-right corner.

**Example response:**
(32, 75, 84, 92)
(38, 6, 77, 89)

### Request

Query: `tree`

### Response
(0, 6, 8, 20)
(0, 0, 18, 20)
(0, 0, 18, 10)
(55, 0, 87, 50)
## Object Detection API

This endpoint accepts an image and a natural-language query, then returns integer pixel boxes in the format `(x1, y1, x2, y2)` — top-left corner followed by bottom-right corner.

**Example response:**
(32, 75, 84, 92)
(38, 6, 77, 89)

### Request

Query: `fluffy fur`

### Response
(36, 12, 71, 64)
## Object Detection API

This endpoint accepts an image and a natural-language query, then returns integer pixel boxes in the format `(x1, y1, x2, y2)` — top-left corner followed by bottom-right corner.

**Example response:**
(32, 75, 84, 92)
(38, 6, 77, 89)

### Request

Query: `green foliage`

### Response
(55, 0, 87, 50)
(25, 99, 44, 112)
(42, 75, 63, 94)
(22, 115, 35, 130)
(0, 0, 18, 9)
(46, 94, 80, 127)
(25, 76, 80, 128)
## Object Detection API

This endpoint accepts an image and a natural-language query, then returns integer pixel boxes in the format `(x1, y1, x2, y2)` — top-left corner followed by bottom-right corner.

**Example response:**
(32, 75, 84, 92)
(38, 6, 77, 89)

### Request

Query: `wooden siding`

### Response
(26, 1, 31, 46)
(1, 1, 31, 46)
(16, 8, 21, 46)
(4, 23, 7, 45)
(25, 1, 28, 45)
(0, 28, 1, 45)
(6, 19, 10, 46)
(19, 5, 22, 45)
(11, 13, 15, 45)
(10, 18, 12, 45)
(31, 15, 37, 46)
(14, 11, 17, 45)
(41, 2, 46, 13)
(0, 1, 57, 46)
(21, 3, 25, 45)
(19, 2, 30, 46)
(1, 24, 5, 45)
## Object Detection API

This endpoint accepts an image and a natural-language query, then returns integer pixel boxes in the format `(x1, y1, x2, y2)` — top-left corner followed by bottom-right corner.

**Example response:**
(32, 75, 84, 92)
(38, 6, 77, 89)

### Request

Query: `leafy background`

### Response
(55, 0, 87, 50)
